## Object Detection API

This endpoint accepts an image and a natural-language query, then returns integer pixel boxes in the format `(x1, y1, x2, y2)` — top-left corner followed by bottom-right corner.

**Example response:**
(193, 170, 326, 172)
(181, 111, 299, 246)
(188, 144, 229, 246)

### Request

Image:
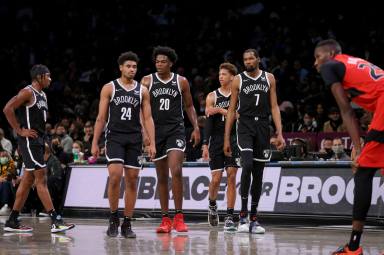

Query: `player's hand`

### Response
(223, 138, 232, 157)
(275, 134, 286, 151)
(351, 157, 360, 174)
(144, 144, 149, 154)
(148, 144, 156, 160)
(17, 128, 38, 138)
(91, 142, 100, 158)
(202, 145, 209, 161)
(351, 148, 360, 174)
(190, 127, 201, 147)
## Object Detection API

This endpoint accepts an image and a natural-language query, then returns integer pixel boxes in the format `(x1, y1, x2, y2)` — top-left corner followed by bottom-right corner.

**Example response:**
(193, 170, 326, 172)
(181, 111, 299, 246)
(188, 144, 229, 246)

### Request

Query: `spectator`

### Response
(45, 123, 54, 142)
(68, 119, 84, 141)
(0, 128, 13, 155)
(196, 91, 206, 116)
(51, 135, 72, 166)
(280, 101, 297, 132)
(44, 143, 65, 215)
(315, 103, 327, 130)
(323, 107, 347, 132)
(319, 137, 334, 159)
(330, 138, 351, 161)
(290, 138, 312, 161)
(293, 59, 309, 84)
(82, 121, 94, 159)
(60, 117, 71, 131)
(0, 150, 17, 215)
(55, 124, 73, 154)
(297, 112, 318, 132)
(72, 140, 84, 163)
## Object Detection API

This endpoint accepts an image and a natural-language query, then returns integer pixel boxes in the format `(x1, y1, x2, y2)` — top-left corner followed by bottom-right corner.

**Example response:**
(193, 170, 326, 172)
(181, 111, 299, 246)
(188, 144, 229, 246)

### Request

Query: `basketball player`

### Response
(141, 46, 200, 233)
(3, 64, 74, 233)
(224, 49, 285, 234)
(92, 52, 156, 238)
(314, 39, 384, 255)
(202, 63, 239, 232)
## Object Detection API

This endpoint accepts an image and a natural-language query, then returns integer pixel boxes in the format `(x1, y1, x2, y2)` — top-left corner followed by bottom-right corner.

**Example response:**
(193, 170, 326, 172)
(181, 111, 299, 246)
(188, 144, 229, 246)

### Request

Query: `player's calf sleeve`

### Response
(250, 161, 265, 214)
(352, 167, 378, 221)
(240, 151, 253, 199)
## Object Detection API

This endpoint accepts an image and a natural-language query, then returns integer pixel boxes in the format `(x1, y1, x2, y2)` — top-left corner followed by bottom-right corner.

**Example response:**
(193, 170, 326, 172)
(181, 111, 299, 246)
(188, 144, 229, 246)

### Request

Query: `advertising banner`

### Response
(64, 165, 383, 217)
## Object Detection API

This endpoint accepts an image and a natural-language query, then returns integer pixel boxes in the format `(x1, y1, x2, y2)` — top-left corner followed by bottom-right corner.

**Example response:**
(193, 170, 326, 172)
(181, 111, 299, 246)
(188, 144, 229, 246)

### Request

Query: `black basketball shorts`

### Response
(236, 117, 271, 161)
(153, 123, 186, 161)
(208, 135, 239, 171)
(18, 136, 46, 171)
(105, 131, 142, 169)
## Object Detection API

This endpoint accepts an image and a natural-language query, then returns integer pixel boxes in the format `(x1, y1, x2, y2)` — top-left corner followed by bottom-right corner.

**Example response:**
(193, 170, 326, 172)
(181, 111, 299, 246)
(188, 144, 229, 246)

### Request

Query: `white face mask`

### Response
(72, 148, 80, 154)
(0, 157, 9, 165)
(304, 119, 312, 126)
(332, 145, 344, 154)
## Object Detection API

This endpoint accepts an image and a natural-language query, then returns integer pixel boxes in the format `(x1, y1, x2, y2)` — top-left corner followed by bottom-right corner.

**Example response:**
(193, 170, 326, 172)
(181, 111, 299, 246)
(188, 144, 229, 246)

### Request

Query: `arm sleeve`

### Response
(202, 116, 213, 145)
(319, 60, 346, 88)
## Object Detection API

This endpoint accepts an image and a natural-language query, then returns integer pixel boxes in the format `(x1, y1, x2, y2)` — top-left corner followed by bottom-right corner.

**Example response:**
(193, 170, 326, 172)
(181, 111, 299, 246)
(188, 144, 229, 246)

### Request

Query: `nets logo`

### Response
(176, 139, 185, 148)
(263, 149, 270, 159)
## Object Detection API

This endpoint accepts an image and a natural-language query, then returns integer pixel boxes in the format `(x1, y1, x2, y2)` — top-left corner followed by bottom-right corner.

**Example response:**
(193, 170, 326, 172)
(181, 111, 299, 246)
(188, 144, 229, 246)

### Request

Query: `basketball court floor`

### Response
(0, 216, 383, 254)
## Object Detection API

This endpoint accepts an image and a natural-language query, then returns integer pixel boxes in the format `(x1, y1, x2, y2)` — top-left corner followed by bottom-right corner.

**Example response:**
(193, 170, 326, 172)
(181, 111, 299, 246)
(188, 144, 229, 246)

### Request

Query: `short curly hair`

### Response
(152, 46, 178, 64)
(117, 51, 139, 66)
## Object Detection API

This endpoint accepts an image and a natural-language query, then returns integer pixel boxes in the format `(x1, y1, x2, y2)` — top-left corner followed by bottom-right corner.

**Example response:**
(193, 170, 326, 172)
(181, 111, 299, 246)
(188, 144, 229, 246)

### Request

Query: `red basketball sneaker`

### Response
(173, 213, 188, 232)
(332, 245, 363, 255)
(156, 216, 172, 233)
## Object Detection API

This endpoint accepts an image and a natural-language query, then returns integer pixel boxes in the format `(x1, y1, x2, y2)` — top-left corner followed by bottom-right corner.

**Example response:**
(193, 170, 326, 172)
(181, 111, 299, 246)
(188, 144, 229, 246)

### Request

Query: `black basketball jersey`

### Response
(237, 71, 271, 118)
(17, 85, 48, 136)
(106, 79, 142, 134)
(149, 73, 183, 125)
(211, 89, 231, 136)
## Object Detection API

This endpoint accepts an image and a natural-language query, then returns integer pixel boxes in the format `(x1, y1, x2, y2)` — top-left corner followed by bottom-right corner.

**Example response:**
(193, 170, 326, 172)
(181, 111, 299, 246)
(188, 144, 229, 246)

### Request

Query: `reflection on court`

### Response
(0, 217, 383, 254)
